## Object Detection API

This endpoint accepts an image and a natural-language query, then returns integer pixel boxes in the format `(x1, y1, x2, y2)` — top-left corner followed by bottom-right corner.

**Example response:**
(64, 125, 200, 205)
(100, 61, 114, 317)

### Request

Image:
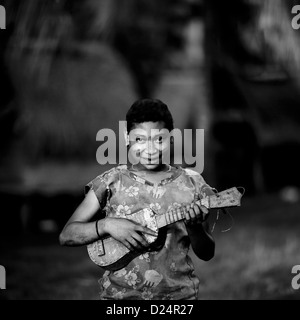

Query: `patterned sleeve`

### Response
(84, 167, 119, 209)
(184, 168, 215, 198)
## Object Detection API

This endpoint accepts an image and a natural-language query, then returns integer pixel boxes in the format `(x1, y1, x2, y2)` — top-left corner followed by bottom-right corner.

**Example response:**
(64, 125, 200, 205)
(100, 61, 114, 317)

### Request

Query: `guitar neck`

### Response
(155, 187, 242, 229)
(155, 206, 186, 229)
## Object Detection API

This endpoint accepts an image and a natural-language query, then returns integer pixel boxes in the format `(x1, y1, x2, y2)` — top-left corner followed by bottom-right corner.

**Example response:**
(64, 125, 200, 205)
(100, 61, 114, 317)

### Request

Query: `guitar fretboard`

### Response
(155, 187, 242, 228)
(155, 200, 204, 229)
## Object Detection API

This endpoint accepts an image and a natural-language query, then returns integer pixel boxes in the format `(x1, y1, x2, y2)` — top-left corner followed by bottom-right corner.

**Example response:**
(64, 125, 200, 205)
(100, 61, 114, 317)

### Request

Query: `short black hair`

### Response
(126, 98, 174, 132)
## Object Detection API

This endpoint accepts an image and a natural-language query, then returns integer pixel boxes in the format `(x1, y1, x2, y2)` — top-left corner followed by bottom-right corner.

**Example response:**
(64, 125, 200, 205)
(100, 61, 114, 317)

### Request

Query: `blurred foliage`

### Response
(4, 0, 203, 97)
(3, 0, 300, 191)
(205, 0, 300, 82)
(110, 0, 203, 96)
(1, 0, 204, 164)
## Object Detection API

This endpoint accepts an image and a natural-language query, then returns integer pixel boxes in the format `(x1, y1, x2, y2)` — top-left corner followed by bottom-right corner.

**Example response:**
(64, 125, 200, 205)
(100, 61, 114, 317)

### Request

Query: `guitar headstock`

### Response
(201, 187, 243, 209)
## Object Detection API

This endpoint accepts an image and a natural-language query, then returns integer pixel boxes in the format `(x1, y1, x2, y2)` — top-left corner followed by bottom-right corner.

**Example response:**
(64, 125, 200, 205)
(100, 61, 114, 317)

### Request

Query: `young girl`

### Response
(59, 98, 215, 300)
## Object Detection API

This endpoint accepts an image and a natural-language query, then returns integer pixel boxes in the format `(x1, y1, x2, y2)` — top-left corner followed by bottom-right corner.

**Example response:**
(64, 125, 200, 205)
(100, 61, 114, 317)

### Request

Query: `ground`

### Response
(1, 192, 300, 300)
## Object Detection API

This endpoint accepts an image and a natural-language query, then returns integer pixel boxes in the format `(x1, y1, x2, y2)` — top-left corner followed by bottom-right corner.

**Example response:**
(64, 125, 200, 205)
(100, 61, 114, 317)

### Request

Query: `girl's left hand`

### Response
(183, 193, 209, 225)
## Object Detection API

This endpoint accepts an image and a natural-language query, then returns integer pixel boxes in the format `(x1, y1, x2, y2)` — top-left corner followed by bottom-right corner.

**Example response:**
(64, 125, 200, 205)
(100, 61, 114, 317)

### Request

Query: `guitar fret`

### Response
(165, 211, 170, 225)
(176, 209, 181, 222)
(172, 210, 177, 223)
(169, 211, 173, 224)
(173, 210, 177, 222)
(171, 210, 175, 223)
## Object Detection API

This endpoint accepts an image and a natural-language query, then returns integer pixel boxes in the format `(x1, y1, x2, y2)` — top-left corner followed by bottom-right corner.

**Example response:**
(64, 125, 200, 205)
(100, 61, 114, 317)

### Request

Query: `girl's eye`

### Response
(136, 137, 145, 143)
(155, 136, 164, 143)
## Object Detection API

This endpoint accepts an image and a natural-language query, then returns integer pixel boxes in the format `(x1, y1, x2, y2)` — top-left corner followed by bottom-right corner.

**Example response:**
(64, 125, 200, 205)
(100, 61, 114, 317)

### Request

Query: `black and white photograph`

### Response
(1, 0, 300, 303)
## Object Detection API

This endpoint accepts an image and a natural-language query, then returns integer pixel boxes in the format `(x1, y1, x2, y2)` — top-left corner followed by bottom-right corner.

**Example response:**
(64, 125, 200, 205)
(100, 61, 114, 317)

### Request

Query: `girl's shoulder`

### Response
(180, 167, 209, 187)
(180, 167, 203, 180)
(182, 167, 201, 177)
(86, 165, 125, 191)
(94, 165, 126, 183)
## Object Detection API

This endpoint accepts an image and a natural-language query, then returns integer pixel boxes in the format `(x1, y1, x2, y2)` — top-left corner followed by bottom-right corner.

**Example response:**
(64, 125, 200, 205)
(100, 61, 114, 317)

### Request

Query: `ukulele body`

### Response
(87, 208, 158, 271)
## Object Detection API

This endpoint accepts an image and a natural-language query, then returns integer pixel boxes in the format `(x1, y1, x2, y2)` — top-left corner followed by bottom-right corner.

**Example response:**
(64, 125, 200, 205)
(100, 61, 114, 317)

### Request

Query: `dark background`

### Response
(0, 0, 300, 300)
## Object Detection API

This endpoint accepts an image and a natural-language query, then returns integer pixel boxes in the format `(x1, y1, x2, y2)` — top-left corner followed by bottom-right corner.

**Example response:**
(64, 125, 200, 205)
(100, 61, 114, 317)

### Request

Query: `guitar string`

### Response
(219, 187, 245, 233)
(221, 210, 234, 233)
(210, 187, 219, 233)
(210, 187, 237, 233)
(216, 186, 245, 233)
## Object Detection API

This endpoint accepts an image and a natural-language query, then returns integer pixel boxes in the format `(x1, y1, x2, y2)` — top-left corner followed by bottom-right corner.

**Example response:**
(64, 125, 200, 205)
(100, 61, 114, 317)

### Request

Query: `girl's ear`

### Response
(124, 130, 129, 146)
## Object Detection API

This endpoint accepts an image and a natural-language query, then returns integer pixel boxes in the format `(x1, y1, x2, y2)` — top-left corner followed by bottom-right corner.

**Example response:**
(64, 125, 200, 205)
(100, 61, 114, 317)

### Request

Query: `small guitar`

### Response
(87, 187, 243, 271)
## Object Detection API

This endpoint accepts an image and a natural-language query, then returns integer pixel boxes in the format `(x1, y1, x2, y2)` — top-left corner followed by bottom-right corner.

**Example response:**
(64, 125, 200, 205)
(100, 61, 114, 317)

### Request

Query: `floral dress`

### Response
(85, 165, 212, 300)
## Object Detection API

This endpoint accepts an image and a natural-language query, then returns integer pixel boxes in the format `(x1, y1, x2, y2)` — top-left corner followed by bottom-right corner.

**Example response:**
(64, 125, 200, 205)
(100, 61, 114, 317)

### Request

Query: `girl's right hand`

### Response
(103, 217, 158, 251)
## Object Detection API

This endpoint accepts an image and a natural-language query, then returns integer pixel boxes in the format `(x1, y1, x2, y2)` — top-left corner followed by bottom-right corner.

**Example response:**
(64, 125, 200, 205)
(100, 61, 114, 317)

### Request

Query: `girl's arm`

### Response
(185, 217, 215, 261)
(59, 190, 103, 246)
(184, 187, 216, 261)
(59, 190, 158, 249)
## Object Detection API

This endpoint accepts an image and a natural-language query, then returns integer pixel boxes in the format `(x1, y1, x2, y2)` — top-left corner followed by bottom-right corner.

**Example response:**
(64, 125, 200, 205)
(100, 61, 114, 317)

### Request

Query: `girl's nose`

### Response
(146, 141, 157, 155)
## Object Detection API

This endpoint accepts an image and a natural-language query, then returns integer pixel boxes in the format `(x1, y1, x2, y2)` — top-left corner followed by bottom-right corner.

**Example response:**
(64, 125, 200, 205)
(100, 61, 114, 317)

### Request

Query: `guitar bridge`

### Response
(95, 240, 105, 256)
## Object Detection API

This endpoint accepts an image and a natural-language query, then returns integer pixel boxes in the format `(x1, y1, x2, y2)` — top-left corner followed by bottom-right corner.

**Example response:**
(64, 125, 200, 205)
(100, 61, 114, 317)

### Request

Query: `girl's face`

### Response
(127, 121, 171, 171)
